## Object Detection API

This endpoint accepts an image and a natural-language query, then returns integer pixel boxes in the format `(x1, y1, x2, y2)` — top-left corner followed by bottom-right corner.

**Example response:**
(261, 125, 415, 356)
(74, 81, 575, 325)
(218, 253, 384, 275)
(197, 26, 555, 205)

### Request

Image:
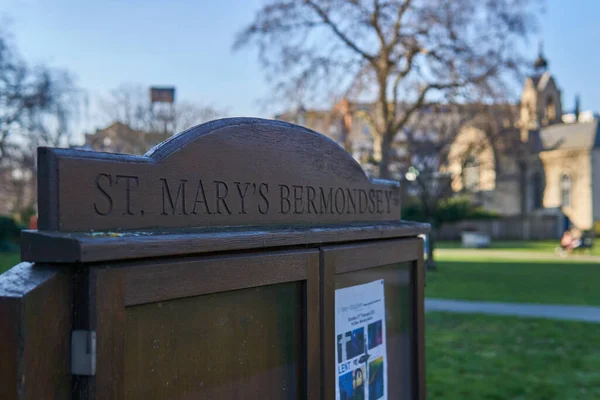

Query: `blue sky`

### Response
(1, 0, 599, 134)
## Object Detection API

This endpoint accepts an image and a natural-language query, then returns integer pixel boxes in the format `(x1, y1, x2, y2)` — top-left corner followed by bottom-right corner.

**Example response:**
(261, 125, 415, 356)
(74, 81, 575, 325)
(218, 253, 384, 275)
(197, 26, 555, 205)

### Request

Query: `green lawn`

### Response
(427, 312, 600, 399)
(438, 240, 600, 256)
(0, 252, 20, 274)
(426, 256, 600, 305)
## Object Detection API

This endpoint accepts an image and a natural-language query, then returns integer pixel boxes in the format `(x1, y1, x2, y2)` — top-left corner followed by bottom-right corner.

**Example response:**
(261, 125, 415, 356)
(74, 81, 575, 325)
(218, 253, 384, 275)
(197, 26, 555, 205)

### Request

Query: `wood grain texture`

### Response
(121, 249, 320, 399)
(124, 282, 304, 400)
(0, 296, 19, 400)
(414, 239, 426, 400)
(37, 118, 401, 232)
(320, 249, 336, 400)
(320, 239, 425, 400)
(324, 237, 422, 274)
(305, 251, 321, 400)
(123, 250, 313, 306)
(335, 265, 413, 399)
(91, 268, 126, 400)
(37, 147, 59, 231)
(0, 263, 72, 400)
(21, 221, 429, 263)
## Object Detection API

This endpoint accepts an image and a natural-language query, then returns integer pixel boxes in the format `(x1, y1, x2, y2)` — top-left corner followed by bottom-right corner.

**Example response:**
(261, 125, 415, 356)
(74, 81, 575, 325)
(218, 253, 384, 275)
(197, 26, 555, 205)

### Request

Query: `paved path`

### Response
(435, 248, 600, 263)
(426, 298, 600, 323)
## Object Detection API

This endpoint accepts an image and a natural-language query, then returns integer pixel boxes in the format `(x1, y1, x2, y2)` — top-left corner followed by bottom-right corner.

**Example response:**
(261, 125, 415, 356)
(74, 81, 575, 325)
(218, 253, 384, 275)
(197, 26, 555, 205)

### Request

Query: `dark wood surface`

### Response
(93, 268, 126, 400)
(76, 249, 320, 399)
(3, 117, 432, 399)
(335, 264, 413, 399)
(304, 250, 321, 400)
(21, 220, 429, 263)
(125, 281, 304, 399)
(322, 237, 422, 274)
(123, 250, 314, 306)
(320, 238, 425, 400)
(0, 263, 72, 400)
(414, 240, 426, 400)
(0, 296, 19, 400)
(37, 118, 401, 232)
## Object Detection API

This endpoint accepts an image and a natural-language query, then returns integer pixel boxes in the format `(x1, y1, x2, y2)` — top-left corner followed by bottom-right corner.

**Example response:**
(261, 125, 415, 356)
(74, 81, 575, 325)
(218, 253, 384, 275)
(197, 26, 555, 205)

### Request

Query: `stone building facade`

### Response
(276, 50, 599, 233)
(447, 50, 600, 231)
(82, 122, 171, 155)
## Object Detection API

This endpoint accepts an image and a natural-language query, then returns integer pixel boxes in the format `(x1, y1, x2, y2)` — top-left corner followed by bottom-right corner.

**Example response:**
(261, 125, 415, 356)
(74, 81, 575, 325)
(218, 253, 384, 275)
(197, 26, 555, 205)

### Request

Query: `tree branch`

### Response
(389, 0, 413, 51)
(371, 0, 388, 52)
(390, 46, 419, 118)
(304, 0, 375, 62)
(391, 81, 461, 136)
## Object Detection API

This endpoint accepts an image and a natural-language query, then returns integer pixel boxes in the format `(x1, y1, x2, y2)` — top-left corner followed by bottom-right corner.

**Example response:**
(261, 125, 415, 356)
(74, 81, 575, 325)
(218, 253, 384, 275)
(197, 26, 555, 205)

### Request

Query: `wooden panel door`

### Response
(321, 238, 425, 400)
(77, 249, 320, 400)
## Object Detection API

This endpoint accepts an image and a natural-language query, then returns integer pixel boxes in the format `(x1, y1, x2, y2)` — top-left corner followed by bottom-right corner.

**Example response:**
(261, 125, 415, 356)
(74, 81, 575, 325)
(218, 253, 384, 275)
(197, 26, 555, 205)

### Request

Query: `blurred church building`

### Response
(277, 49, 600, 233)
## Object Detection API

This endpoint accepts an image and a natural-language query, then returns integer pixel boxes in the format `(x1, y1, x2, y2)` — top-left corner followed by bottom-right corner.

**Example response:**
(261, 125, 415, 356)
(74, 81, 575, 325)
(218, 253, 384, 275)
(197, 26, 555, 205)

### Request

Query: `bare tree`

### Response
(402, 105, 472, 267)
(405, 101, 523, 268)
(235, 0, 540, 178)
(0, 31, 70, 165)
(101, 84, 222, 134)
(0, 29, 82, 216)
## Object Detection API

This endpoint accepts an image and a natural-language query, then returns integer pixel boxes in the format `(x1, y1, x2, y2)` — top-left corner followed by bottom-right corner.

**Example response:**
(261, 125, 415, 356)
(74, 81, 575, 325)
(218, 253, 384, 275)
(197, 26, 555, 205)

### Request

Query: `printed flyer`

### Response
(335, 280, 387, 400)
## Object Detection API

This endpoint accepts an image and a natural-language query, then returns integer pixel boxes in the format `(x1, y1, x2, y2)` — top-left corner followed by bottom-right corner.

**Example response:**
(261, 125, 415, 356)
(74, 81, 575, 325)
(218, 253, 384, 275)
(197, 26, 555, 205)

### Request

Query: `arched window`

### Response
(546, 96, 556, 122)
(561, 174, 571, 207)
(532, 172, 543, 209)
(463, 154, 480, 191)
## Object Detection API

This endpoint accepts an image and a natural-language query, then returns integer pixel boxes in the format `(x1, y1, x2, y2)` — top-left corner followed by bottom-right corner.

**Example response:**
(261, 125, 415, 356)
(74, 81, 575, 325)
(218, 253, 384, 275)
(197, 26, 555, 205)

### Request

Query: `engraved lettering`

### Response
(306, 186, 317, 214)
(116, 174, 139, 216)
(192, 179, 212, 215)
(214, 181, 232, 214)
(293, 185, 303, 214)
(258, 183, 269, 214)
(376, 190, 383, 213)
(385, 191, 392, 213)
(334, 188, 345, 215)
(279, 184, 291, 214)
(319, 187, 333, 214)
(368, 189, 376, 213)
(234, 182, 251, 214)
(94, 173, 113, 216)
(161, 178, 188, 215)
(358, 189, 368, 214)
(346, 188, 357, 214)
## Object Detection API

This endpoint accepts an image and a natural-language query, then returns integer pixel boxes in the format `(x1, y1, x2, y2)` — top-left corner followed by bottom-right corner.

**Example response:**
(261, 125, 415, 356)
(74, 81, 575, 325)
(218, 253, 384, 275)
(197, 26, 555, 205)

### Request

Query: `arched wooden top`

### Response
(38, 118, 401, 232)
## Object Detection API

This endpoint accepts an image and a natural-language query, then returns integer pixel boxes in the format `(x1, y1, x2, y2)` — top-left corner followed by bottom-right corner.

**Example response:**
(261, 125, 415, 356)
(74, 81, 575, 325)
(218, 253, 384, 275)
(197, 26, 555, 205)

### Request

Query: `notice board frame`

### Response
(75, 248, 320, 400)
(320, 237, 425, 400)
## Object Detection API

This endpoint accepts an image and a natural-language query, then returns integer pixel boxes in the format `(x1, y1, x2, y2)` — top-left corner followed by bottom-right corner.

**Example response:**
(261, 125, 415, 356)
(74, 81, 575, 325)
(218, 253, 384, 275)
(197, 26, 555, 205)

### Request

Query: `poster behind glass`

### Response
(335, 263, 413, 400)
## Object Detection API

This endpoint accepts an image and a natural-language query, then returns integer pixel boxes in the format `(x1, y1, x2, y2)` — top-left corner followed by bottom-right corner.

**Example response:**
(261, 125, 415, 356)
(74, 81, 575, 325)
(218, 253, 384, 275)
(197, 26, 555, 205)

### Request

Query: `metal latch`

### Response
(72, 330, 96, 376)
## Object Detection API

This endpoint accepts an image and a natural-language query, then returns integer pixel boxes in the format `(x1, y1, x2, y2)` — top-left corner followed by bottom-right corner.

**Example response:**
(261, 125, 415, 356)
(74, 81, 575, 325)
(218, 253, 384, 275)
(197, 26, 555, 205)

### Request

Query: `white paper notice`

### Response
(335, 280, 387, 400)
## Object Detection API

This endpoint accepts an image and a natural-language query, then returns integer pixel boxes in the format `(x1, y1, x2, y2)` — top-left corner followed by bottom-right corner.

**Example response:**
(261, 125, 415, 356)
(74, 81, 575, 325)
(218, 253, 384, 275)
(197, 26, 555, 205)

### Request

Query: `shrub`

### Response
(0, 216, 23, 251)
(402, 197, 498, 228)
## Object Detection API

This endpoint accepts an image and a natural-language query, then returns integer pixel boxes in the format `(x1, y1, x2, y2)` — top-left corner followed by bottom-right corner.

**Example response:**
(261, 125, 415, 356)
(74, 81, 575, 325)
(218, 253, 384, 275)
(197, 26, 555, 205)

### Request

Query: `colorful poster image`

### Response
(367, 321, 383, 350)
(338, 367, 366, 400)
(335, 280, 387, 400)
(337, 328, 365, 363)
(368, 357, 385, 400)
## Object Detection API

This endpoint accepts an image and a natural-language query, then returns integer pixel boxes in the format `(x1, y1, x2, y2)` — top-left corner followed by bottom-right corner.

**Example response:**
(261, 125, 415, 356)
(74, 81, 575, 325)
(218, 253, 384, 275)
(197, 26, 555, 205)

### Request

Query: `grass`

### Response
(426, 256, 600, 305)
(0, 251, 20, 274)
(437, 240, 600, 256)
(426, 312, 600, 399)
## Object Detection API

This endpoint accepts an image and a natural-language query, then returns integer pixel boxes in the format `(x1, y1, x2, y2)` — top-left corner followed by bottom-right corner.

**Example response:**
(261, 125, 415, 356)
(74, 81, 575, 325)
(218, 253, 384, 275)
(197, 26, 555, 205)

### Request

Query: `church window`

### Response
(463, 154, 480, 191)
(561, 174, 571, 207)
(532, 172, 543, 209)
(546, 96, 556, 122)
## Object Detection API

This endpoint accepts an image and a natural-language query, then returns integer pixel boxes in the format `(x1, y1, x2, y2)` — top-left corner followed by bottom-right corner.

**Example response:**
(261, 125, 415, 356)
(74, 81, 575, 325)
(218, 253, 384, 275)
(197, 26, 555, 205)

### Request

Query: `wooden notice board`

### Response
(1, 117, 429, 400)
(321, 238, 425, 400)
(74, 250, 320, 400)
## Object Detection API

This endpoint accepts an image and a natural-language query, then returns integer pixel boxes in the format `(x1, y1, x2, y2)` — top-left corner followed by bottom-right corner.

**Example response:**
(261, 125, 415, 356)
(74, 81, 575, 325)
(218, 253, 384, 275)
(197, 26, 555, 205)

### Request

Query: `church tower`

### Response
(520, 44, 563, 141)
